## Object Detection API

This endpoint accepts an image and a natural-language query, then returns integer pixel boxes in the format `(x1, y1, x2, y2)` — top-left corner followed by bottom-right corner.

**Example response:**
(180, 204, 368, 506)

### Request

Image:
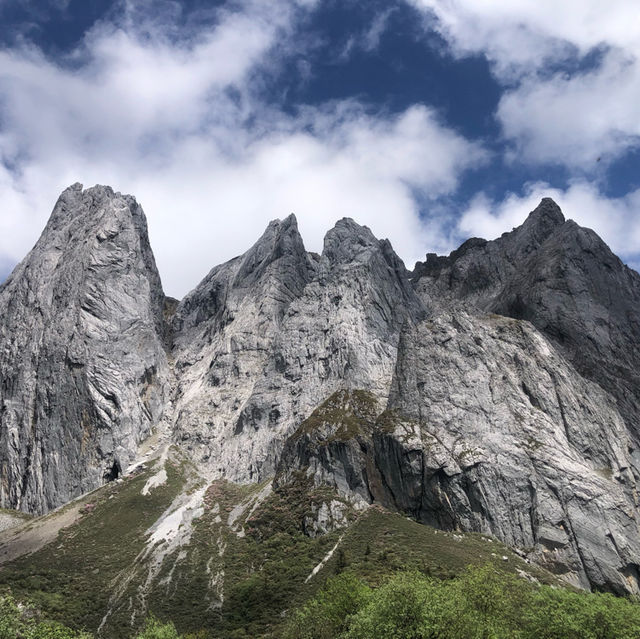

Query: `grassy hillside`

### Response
(0, 456, 187, 636)
(0, 447, 564, 639)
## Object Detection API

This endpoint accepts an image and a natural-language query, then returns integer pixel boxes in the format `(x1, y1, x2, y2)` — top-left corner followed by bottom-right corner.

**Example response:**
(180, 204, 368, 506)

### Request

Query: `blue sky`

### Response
(0, 0, 639, 297)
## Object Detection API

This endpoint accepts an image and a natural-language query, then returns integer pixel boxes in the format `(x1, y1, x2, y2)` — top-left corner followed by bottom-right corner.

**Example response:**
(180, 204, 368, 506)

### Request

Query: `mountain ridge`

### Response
(1, 182, 640, 603)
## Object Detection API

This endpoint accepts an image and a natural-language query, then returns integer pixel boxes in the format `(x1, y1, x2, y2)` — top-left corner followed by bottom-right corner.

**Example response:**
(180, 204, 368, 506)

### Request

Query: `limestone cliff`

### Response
(413, 199, 640, 450)
(2, 186, 640, 596)
(277, 314, 640, 594)
(171, 215, 422, 481)
(0, 184, 170, 513)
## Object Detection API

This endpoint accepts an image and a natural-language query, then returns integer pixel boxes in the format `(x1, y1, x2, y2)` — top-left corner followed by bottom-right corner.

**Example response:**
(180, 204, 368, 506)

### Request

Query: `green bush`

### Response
(0, 594, 24, 639)
(133, 615, 180, 639)
(283, 573, 371, 639)
(345, 571, 436, 639)
(0, 594, 91, 639)
(521, 586, 640, 639)
(0, 596, 181, 639)
(30, 621, 92, 639)
(283, 564, 640, 639)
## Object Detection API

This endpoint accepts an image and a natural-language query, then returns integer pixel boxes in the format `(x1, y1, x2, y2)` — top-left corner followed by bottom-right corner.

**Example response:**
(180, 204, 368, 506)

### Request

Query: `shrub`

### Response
(283, 572, 371, 639)
(0, 594, 91, 639)
(283, 563, 640, 639)
(133, 615, 180, 639)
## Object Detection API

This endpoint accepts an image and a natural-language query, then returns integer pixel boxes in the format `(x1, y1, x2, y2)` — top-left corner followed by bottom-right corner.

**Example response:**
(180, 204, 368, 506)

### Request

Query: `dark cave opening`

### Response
(104, 459, 121, 482)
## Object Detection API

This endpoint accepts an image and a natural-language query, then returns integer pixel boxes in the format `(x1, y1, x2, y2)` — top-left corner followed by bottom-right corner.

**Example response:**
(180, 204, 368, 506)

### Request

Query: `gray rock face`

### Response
(3, 185, 640, 595)
(412, 198, 565, 304)
(277, 315, 640, 593)
(0, 184, 170, 513)
(171, 216, 423, 481)
(385, 312, 640, 594)
(276, 199, 640, 594)
(413, 199, 640, 449)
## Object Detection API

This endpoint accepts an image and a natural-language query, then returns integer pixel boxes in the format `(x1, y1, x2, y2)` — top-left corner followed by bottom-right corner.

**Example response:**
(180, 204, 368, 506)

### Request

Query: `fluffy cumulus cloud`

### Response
(0, 0, 484, 296)
(410, 0, 640, 168)
(409, 0, 639, 71)
(498, 51, 640, 167)
(458, 181, 640, 266)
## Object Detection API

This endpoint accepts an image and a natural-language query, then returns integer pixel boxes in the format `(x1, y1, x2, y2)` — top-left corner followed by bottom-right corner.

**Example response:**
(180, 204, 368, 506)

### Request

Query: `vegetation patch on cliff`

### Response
(292, 390, 380, 444)
(0, 472, 569, 638)
(0, 459, 186, 637)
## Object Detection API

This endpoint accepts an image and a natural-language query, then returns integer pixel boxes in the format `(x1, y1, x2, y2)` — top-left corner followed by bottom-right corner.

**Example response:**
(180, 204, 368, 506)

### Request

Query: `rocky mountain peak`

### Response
(44, 183, 132, 229)
(175, 213, 316, 335)
(523, 196, 564, 226)
(322, 218, 380, 265)
(233, 213, 312, 290)
(0, 184, 170, 513)
(514, 197, 566, 251)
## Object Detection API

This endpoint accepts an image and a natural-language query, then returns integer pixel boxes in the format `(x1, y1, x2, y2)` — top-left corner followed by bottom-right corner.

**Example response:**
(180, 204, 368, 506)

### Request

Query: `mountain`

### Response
(1, 184, 640, 635)
(413, 198, 640, 450)
(171, 215, 422, 482)
(0, 184, 171, 514)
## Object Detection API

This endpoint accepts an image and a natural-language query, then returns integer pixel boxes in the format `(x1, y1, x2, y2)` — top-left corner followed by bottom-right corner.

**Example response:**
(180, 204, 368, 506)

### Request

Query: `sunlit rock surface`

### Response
(2, 185, 640, 593)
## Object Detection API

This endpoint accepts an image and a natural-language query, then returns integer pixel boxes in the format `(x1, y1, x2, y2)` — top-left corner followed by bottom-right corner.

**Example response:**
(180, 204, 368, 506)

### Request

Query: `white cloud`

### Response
(498, 51, 640, 168)
(129, 104, 485, 293)
(409, 0, 640, 168)
(410, 0, 640, 72)
(339, 7, 396, 60)
(361, 8, 395, 52)
(458, 181, 640, 265)
(0, 0, 484, 297)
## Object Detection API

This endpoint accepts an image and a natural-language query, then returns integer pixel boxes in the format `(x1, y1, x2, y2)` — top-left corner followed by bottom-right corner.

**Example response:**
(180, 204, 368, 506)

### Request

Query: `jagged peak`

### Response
(254, 213, 302, 245)
(497, 197, 567, 260)
(233, 213, 310, 287)
(522, 197, 565, 231)
(57, 182, 133, 204)
(322, 217, 380, 264)
(177, 212, 313, 323)
(20, 183, 165, 311)
(331, 217, 377, 238)
(410, 198, 566, 283)
(44, 183, 142, 236)
(261, 212, 298, 234)
(279, 212, 298, 228)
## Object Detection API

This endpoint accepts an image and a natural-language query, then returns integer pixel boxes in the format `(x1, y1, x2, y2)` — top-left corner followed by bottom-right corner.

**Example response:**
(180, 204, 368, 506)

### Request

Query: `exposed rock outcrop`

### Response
(413, 199, 640, 450)
(386, 311, 640, 594)
(277, 312, 640, 594)
(0, 184, 170, 513)
(171, 216, 423, 481)
(2, 186, 640, 596)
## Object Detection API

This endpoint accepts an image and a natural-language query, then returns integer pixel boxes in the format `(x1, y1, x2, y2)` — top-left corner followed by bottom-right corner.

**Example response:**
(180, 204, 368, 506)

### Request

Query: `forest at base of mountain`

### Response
(3, 563, 640, 639)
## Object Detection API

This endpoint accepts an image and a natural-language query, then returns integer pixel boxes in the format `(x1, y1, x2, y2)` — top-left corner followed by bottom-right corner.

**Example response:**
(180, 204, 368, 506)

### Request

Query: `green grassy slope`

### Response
(0, 458, 187, 637)
(0, 451, 562, 639)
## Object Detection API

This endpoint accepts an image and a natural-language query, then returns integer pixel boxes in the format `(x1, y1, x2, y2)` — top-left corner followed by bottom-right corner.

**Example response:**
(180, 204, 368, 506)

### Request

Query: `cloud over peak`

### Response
(411, 0, 640, 169)
(0, 0, 484, 297)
